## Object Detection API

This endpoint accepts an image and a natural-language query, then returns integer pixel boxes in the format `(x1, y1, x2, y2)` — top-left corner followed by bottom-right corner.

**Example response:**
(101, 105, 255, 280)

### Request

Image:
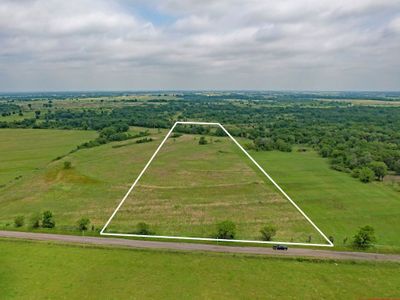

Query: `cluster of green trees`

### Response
(13, 211, 56, 229)
(0, 103, 21, 117)
(13, 211, 94, 233)
(2, 94, 400, 183)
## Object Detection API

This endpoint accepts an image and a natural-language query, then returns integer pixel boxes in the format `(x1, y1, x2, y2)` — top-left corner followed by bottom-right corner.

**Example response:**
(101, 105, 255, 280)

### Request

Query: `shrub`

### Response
(359, 167, 375, 183)
(63, 161, 72, 169)
(215, 220, 236, 239)
(170, 133, 182, 138)
(369, 161, 387, 181)
(260, 225, 277, 241)
(30, 213, 41, 228)
(353, 225, 376, 250)
(42, 210, 55, 228)
(394, 160, 400, 175)
(135, 137, 153, 144)
(199, 136, 208, 145)
(351, 168, 360, 178)
(136, 222, 153, 235)
(14, 215, 25, 227)
(77, 218, 91, 231)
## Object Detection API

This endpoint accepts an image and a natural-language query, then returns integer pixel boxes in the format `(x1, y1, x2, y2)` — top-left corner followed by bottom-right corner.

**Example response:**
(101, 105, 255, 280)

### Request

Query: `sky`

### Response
(0, 0, 399, 92)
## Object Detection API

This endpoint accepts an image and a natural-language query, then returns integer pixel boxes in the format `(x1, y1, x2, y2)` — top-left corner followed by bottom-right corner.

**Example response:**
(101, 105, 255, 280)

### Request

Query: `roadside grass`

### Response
(0, 238, 399, 299)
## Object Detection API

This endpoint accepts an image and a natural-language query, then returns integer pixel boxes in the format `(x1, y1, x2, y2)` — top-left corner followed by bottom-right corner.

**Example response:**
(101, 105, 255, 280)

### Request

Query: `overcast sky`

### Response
(0, 0, 399, 92)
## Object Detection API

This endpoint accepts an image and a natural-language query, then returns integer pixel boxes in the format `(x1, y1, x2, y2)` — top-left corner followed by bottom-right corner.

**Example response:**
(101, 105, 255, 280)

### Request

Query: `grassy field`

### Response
(108, 132, 325, 243)
(252, 149, 400, 252)
(0, 127, 399, 252)
(0, 239, 399, 299)
(0, 129, 96, 187)
(0, 127, 163, 230)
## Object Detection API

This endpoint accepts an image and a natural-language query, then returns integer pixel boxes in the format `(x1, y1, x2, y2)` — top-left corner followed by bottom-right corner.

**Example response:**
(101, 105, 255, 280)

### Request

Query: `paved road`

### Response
(1, 230, 400, 262)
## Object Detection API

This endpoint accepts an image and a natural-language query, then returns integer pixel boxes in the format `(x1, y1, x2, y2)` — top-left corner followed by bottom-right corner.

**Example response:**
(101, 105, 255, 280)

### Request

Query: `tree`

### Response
(63, 161, 72, 169)
(254, 137, 274, 151)
(100, 126, 117, 138)
(215, 220, 236, 239)
(369, 161, 387, 181)
(215, 127, 225, 136)
(30, 213, 41, 228)
(359, 167, 375, 183)
(199, 136, 208, 145)
(77, 218, 90, 231)
(353, 225, 376, 249)
(14, 215, 24, 227)
(136, 222, 152, 235)
(394, 160, 400, 175)
(319, 146, 332, 158)
(260, 225, 277, 241)
(42, 210, 55, 228)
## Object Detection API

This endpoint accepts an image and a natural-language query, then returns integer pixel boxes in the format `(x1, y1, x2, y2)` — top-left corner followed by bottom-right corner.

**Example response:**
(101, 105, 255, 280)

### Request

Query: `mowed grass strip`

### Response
(108, 133, 326, 243)
(0, 239, 399, 299)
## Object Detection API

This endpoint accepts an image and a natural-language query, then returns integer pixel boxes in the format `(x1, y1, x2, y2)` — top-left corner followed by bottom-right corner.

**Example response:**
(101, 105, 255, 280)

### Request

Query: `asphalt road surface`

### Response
(1, 230, 399, 262)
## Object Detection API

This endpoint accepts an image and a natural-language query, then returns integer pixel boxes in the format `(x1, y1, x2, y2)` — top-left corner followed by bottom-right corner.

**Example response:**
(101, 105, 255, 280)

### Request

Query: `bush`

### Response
(359, 167, 375, 183)
(42, 210, 55, 228)
(135, 137, 153, 144)
(215, 220, 236, 239)
(14, 215, 25, 227)
(135, 222, 153, 235)
(260, 225, 277, 241)
(30, 213, 41, 228)
(170, 133, 182, 138)
(394, 160, 400, 175)
(77, 218, 91, 231)
(351, 168, 360, 178)
(199, 136, 208, 145)
(63, 161, 72, 169)
(369, 161, 387, 181)
(353, 225, 376, 249)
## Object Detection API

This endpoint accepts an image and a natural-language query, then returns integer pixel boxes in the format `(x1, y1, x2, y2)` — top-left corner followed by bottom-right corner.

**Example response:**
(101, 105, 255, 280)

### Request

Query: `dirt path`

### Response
(1, 230, 399, 262)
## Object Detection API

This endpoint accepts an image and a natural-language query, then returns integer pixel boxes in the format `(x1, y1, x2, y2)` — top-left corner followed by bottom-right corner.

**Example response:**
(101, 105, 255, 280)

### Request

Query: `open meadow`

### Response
(0, 129, 97, 187)
(0, 127, 399, 252)
(252, 149, 400, 252)
(107, 130, 326, 244)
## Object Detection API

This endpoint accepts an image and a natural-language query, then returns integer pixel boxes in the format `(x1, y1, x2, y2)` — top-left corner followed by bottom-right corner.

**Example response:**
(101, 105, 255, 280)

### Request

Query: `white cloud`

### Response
(0, 0, 399, 91)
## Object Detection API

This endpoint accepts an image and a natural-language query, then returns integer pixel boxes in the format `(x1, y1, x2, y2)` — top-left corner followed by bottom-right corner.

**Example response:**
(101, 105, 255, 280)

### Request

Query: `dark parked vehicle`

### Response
(273, 244, 288, 250)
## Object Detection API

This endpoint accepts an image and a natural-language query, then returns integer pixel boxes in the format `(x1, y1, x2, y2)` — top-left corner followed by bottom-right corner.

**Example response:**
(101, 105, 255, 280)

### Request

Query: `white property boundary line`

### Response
(101, 121, 334, 247)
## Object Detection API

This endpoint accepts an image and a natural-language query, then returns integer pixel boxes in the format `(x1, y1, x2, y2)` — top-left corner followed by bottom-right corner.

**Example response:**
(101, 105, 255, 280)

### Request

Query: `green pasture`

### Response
(0, 129, 96, 186)
(108, 133, 325, 243)
(251, 148, 400, 252)
(0, 128, 399, 252)
(1, 239, 399, 299)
